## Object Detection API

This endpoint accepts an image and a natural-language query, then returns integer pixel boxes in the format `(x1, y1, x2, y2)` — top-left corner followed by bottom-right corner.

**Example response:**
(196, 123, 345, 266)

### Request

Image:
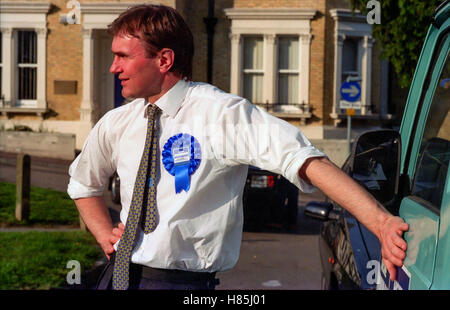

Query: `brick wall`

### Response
(1, 0, 388, 133)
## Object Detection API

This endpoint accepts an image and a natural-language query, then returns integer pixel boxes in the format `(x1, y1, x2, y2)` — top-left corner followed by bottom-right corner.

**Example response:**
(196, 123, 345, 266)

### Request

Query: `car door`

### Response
(397, 29, 449, 290)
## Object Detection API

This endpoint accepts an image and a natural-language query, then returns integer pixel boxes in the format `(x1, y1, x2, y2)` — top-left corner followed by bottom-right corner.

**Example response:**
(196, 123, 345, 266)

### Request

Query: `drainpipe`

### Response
(203, 0, 217, 84)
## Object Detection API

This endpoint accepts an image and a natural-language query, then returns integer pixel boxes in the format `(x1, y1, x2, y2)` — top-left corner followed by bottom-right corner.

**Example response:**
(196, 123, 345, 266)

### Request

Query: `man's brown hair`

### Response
(108, 4, 194, 80)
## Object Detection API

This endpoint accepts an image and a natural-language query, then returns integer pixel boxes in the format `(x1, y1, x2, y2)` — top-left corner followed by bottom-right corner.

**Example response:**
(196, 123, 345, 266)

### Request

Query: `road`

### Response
(0, 151, 326, 290)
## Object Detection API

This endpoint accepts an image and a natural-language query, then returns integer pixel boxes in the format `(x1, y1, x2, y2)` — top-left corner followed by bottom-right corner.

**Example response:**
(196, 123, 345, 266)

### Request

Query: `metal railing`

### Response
(253, 101, 311, 114)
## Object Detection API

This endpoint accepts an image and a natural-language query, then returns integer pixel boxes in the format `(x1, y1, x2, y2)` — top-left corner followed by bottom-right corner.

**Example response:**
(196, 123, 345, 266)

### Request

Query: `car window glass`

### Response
(411, 33, 450, 211)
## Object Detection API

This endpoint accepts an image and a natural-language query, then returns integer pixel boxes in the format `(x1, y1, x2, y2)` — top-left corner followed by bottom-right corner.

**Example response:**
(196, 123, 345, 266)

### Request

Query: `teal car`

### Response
(306, 0, 449, 290)
(375, 0, 450, 290)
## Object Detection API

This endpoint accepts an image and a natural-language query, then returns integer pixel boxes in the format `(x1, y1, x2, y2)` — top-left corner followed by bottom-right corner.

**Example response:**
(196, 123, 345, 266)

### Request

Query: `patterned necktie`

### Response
(112, 104, 160, 290)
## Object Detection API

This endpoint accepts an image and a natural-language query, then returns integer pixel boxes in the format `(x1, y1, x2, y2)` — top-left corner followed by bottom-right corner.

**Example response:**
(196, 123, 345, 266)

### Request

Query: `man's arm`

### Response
(299, 156, 409, 281)
(74, 196, 123, 260)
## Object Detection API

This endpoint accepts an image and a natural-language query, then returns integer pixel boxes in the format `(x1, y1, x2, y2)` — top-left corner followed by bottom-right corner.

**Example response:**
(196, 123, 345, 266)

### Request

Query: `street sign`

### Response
(339, 100, 362, 109)
(339, 81, 361, 157)
(340, 81, 361, 102)
(346, 108, 355, 116)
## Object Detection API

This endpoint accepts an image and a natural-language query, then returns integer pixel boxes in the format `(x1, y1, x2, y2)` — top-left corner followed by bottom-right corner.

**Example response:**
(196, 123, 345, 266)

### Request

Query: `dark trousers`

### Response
(96, 253, 219, 290)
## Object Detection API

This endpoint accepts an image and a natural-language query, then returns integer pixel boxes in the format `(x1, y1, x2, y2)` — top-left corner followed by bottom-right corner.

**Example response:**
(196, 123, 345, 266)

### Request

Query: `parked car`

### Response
(243, 166, 299, 232)
(109, 171, 121, 205)
(305, 0, 450, 290)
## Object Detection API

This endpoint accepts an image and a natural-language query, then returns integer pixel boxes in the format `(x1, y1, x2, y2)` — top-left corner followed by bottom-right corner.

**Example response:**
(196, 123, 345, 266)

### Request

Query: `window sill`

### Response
(271, 111, 312, 119)
(330, 112, 394, 119)
(255, 103, 312, 124)
(0, 106, 48, 118)
(329, 112, 395, 126)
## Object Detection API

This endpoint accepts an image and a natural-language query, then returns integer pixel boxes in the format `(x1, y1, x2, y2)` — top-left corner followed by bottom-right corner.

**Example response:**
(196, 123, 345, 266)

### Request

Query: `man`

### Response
(68, 4, 408, 290)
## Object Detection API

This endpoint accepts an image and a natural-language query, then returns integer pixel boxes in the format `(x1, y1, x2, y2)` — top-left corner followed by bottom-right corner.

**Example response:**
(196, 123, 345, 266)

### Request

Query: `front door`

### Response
(94, 30, 114, 120)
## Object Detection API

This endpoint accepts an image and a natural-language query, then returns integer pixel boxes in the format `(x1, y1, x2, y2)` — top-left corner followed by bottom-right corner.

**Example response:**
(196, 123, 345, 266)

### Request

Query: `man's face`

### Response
(110, 34, 162, 99)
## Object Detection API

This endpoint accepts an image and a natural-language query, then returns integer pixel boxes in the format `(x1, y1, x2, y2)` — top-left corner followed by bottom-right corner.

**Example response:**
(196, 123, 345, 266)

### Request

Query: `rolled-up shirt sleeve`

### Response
(215, 97, 327, 193)
(67, 115, 116, 199)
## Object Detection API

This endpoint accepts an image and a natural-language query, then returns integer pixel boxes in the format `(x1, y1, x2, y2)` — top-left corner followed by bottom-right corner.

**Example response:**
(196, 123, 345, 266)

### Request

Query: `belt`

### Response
(129, 262, 217, 284)
(96, 253, 218, 289)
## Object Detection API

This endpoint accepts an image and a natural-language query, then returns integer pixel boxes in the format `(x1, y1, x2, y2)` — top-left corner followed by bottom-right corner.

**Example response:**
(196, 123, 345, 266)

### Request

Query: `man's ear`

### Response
(158, 48, 175, 74)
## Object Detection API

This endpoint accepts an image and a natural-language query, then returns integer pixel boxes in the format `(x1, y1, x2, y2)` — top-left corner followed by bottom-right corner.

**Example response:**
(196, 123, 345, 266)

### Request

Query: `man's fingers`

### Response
(112, 227, 121, 236)
(392, 233, 407, 252)
(398, 222, 409, 232)
(110, 235, 119, 244)
(384, 259, 397, 282)
(109, 223, 125, 244)
(102, 244, 115, 260)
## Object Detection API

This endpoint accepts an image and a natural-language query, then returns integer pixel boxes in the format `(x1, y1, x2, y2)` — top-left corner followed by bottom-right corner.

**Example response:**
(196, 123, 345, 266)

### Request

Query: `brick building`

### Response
(0, 0, 395, 152)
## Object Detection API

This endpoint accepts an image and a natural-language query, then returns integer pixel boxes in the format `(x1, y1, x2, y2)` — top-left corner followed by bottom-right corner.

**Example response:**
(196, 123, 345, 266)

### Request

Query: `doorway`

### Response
(93, 30, 124, 121)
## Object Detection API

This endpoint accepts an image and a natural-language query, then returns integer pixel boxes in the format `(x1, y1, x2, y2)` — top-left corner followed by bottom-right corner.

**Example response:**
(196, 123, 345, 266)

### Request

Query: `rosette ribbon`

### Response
(162, 133, 201, 193)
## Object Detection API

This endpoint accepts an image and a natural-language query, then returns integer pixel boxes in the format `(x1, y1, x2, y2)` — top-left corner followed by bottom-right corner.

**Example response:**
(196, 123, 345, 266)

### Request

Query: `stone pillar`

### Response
(81, 28, 95, 126)
(229, 33, 242, 96)
(1, 28, 14, 107)
(332, 33, 345, 123)
(299, 33, 312, 108)
(36, 28, 47, 111)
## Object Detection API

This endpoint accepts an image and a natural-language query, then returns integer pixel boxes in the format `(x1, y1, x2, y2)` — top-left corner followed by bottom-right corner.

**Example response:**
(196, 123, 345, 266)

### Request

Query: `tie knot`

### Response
(146, 104, 161, 119)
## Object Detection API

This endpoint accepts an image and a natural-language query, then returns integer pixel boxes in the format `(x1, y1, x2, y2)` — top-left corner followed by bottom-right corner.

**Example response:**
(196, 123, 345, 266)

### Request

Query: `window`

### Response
(225, 8, 315, 121)
(411, 33, 450, 211)
(331, 9, 374, 119)
(17, 30, 37, 104)
(243, 37, 264, 104)
(277, 36, 299, 105)
(0, 2, 50, 113)
(342, 37, 360, 83)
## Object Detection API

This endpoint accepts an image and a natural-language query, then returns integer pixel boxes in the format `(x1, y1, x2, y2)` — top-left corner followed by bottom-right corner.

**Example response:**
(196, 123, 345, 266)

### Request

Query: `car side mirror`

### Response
(304, 201, 340, 221)
(350, 130, 401, 208)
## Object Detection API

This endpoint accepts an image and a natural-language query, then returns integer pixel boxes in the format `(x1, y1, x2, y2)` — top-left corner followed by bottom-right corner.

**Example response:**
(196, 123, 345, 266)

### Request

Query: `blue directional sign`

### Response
(340, 81, 361, 102)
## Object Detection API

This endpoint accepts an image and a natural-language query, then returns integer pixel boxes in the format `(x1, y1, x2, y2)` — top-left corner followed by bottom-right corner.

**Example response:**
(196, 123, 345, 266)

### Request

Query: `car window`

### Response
(411, 33, 450, 212)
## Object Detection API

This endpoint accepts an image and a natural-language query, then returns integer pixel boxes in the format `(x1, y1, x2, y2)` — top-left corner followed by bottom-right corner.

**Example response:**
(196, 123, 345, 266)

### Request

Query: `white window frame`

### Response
(330, 9, 373, 120)
(0, 2, 50, 114)
(242, 35, 265, 104)
(225, 8, 316, 121)
(16, 30, 39, 107)
(277, 35, 301, 111)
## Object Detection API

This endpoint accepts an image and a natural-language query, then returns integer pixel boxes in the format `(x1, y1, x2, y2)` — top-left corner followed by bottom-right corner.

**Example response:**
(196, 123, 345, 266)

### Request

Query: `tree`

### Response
(349, 0, 445, 88)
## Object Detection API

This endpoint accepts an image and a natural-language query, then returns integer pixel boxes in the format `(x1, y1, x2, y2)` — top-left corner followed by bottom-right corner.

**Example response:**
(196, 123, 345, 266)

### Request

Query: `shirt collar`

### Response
(145, 79, 189, 118)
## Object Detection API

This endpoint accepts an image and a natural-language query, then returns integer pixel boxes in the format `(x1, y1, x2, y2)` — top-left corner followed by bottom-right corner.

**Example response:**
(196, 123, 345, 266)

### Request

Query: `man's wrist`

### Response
(375, 206, 391, 241)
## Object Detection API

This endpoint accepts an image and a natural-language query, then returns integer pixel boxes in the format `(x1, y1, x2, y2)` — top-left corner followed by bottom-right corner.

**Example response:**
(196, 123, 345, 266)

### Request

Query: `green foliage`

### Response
(349, 0, 444, 88)
(0, 231, 102, 289)
(0, 182, 79, 226)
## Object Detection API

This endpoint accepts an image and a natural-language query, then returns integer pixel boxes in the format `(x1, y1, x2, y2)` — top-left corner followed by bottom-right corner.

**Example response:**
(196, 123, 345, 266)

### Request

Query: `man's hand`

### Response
(100, 222, 125, 260)
(299, 157, 410, 282)
(379, 216, 409, 281)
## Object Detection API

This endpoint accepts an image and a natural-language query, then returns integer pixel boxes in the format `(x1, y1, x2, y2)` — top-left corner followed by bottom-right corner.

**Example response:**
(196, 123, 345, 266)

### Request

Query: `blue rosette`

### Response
(162, 133, 201, 193)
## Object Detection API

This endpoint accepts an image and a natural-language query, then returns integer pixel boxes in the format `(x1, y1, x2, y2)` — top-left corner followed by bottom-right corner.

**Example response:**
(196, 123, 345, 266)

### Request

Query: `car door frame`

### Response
(397, 17, 450, 290)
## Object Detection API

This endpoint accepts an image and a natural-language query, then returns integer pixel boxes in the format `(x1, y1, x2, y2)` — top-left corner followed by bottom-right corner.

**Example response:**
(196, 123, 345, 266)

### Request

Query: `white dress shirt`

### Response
(67, 80, 326, 272)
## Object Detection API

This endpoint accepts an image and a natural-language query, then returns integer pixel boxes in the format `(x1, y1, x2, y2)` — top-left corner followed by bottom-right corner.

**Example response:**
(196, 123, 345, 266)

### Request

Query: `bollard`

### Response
(16, 154, 31, 221)
(79, 215, 87, 232)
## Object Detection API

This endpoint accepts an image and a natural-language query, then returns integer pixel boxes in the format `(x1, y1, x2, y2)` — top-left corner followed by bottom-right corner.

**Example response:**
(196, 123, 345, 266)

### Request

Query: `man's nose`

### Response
(110, 56, 121, 74)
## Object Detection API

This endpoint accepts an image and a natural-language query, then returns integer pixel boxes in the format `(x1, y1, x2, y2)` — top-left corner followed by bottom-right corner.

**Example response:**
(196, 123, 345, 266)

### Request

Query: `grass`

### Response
(0, 182, 103, 289)
(0, 231, 102, 289)
(0, 181, 79, 226)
